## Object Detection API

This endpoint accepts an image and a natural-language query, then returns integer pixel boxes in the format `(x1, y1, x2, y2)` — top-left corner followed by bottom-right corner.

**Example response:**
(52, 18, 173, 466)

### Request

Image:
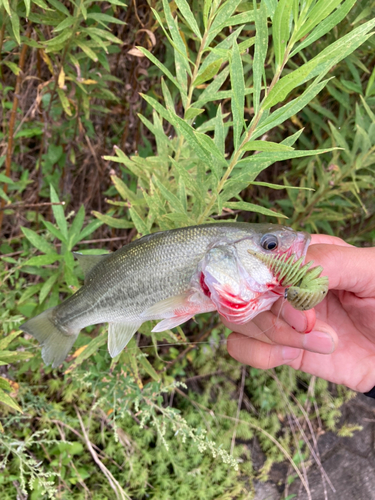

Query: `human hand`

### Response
(224, 234, 375, 393)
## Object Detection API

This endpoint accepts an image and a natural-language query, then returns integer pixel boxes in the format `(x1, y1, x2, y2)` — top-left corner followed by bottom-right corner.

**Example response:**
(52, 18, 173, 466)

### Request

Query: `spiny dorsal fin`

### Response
(73, 253, 109, 279)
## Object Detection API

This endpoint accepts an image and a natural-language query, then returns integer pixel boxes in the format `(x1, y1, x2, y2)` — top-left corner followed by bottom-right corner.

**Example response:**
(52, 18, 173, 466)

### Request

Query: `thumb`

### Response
(306, 243, 375, 297)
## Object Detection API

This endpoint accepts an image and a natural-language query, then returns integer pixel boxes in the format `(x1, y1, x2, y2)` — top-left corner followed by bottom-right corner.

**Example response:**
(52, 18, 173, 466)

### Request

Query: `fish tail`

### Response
(20, 307, 79, 368)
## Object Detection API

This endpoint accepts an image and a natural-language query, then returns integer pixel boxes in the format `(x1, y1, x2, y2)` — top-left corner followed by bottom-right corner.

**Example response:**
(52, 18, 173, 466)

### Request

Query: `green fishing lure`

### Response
(248, 251, 329, 310)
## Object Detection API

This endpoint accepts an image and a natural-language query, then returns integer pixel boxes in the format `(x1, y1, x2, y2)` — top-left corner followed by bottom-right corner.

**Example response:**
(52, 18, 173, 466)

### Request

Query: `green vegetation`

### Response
(1, 0, 374, 498)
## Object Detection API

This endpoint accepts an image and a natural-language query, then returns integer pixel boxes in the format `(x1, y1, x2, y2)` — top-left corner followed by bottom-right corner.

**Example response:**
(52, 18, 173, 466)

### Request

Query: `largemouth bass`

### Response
(20, 223, 318, 368)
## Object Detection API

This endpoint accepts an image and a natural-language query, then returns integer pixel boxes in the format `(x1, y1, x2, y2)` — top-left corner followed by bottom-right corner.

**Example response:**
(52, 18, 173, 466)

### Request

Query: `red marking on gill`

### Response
(200, 273, 211, 298)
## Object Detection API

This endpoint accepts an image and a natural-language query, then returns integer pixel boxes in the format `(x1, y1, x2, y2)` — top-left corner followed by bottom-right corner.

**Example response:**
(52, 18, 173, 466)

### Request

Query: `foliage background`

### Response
(0, 0, 375, 498)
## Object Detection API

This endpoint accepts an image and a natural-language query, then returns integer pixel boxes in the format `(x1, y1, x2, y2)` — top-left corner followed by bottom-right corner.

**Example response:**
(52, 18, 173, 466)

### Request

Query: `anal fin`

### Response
(108, 321, 141, 358)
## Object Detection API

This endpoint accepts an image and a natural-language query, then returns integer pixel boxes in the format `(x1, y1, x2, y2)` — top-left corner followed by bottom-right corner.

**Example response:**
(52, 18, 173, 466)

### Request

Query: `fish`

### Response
(20, 223, 311, 368)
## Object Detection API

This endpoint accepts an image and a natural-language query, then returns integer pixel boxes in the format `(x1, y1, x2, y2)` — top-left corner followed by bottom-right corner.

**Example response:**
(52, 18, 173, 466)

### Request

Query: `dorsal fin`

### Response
(73, 252, 109, 279)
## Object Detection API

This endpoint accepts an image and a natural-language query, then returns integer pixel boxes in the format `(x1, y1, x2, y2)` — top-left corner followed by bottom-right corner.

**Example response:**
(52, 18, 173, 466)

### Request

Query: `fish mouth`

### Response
(292, 231, 311, 260)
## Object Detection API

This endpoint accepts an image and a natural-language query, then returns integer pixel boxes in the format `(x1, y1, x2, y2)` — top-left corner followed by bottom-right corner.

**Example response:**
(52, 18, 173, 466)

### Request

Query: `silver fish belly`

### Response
(20, 223, 310, 367)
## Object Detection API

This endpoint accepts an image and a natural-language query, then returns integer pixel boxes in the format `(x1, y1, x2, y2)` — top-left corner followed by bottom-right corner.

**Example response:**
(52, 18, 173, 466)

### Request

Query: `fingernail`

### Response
(282, 303, 307, 332)
(302, 330, 334, 354)
(281, 346, 302, 361)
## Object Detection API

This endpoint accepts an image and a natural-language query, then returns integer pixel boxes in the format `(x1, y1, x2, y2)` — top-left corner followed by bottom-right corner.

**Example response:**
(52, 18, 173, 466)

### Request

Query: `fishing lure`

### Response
(248, 250, 329, 310)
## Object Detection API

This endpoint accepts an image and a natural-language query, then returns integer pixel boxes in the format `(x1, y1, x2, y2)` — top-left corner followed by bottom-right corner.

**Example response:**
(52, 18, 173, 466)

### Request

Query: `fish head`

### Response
(200, 225, 310, 324)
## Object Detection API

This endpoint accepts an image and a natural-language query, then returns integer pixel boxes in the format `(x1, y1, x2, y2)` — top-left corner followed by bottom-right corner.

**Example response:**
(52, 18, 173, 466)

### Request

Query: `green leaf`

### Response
(172, 116, 212, 164)
(0, 351, 33, 362)
(264, 19, 375, 109)
(0, 331, 22, 350)
(129, 208, 149, 235)
(42, 220, 66, 244)
(75, 40, 98, 62)
(241, 141, 294, 152)
(175, 0, 202, 40)
(57, 88, 72, 116)
(272, 0, 292, 69)
(22, 253, 62, 267)
(230, 41, 245, 150)
(39, 273, 59, 303)
(0, 173, 14, 184)
(152, 177, 186, 214)
(184, 107, 205, 120)
(195, 66, 230, 107)
(252, 77, 331, 140)
(54, 15, 75, 32)
(137, 353, 161, 382)
(92, 211, 134, 229)
(68, 205, 85, 249)
(195, 132, 226, 164)
(2, 61, 21, 75)
(194, 58, 223, 87)
(160, 0, 191, 74)
(86, 13, 126, 25)
(214, 105, 226, 157)
(253, 0, 268, 114)
(10, 10, 20, 45)
(136, 46, 183, 93)
(111, 175, 137, 202)
(21, 227, 54, 254)
(1, 0, 11, 15)
(44, 29, 73, 48)
(294, 0, 344, 42)
(224, 201, 287, 218)
(250, 181, 313, 191)
(47, 0, 70, 16)
(78, 219, 104, 241)
(0, 388, 22, 413)
(50, 185, 68, 239)
(206, 0, 242, 46)
(64, 333, 108, 374)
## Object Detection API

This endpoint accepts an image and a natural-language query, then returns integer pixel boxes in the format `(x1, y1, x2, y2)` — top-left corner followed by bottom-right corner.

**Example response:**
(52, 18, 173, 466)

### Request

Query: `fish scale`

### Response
(20, 222, 311, 368)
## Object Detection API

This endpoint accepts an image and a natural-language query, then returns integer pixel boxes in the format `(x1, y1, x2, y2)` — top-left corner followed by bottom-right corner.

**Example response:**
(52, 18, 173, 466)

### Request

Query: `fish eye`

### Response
(260, 234, 279, 251)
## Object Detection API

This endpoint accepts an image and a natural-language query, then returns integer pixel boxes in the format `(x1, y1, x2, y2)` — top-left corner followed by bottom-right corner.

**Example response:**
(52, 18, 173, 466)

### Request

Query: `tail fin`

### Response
(20, 307, 79, 368)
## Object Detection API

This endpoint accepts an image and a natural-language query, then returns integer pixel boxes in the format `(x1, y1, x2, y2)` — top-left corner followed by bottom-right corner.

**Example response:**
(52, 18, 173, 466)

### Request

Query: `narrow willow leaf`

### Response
(64, 333, 108, 374)
(86, 13, 126, 25)
(82, 27, 123, 44)
(78, 219, 104, 240)
(0, 331, 22, 350)
(42, 220, 66, 243)
(203, 0, 212, 28)
(136, 46, 183, 93)
(195, 131, 226, 165)
(250, 181, 313, 191)
(111, 175, 137, 202)
(200, 27, 242, 74)
(195, 66, 230, 107)
(10, 10, 21, 45)
(184, 107, 205, 120)
(75, 40, 98, 62)
(264, 19, 375, 109)
(214, 105, 225, 156)
(21, 227, 54, 254)
(252, 77, 331, 140)
(129, 207, 149, 235)
(0, 388, 22, 413)
(294, 0, 343, 42)
(161, 78, 175, 112)
(175, 0, 202, 40)
(47, 0, 70, 16)
(175, 48, 188, 108)
(194, 58, 223, 87)
(220, 10, 255, 29)
(137, 353, 161, 382)
(253, 0, 268, 114)
(169, 157, 205, 205)
(236, 148, 338, 171)
(241, 141, 294, 152)
(263, 0, 277, 19)
(68, 205, 85, 249)
(24, 0, 31, 17)
(39, 273, 59, 303)
(57, 88, 72, 116)
(92, 211, 133, 229)
(206, 0, 242, 45)
(230, 40, 245, 150)
(22, 253, 62, 267)
(153, 177, 186, 213)
(160, 0, 191, 74)
(224, 201, 287, 218)
(54, 15, 75, 32)
(44, 29, 73, 47)
(172, 116, 212, 164)
(50, 184, 68, 239)
(272, 0, 293, 69)
(140, 93, 172, 123)
(1, 0, 11, 15)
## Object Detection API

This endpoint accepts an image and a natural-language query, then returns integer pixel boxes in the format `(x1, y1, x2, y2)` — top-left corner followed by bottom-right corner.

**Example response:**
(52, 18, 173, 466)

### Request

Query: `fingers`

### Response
(306, 244, 375, 296)
(227, 319, 338, 370)
(310, 234, 352, 247)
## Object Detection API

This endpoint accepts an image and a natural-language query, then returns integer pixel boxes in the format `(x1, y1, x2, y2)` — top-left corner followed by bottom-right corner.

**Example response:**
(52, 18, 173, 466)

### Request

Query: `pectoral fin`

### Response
(108, 321, 141, 358)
